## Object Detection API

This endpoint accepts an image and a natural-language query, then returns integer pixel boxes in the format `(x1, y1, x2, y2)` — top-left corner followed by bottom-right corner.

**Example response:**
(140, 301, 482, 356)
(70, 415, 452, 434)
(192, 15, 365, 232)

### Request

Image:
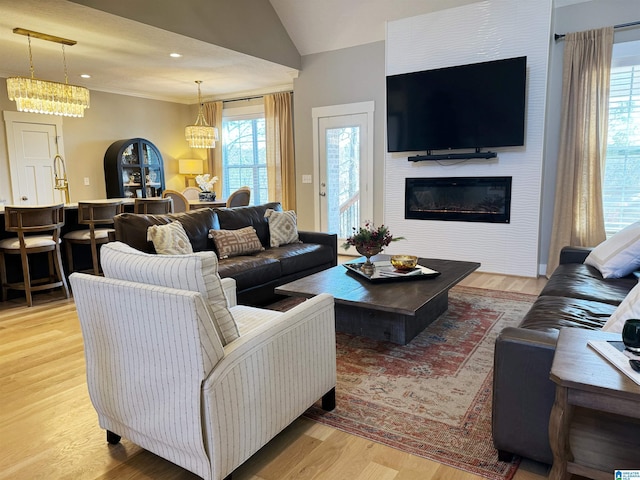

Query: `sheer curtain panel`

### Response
(264, 92, 296, 210)
(547, 27, 613, 276)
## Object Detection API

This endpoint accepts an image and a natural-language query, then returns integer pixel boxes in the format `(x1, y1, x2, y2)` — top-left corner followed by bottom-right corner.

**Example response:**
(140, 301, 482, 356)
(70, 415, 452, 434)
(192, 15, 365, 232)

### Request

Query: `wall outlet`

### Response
(83, 177, 90, 186)
(302, 174, 312, 184)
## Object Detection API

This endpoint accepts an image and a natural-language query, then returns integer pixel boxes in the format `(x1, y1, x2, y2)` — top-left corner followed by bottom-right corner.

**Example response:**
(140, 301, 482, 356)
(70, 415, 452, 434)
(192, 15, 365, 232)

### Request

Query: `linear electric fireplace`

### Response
(405, 176, 512, 223)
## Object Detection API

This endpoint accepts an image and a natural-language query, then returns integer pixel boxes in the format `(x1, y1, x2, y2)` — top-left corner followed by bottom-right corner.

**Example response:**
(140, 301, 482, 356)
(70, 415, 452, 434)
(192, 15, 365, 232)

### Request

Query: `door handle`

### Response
(21, 196, 28, 201)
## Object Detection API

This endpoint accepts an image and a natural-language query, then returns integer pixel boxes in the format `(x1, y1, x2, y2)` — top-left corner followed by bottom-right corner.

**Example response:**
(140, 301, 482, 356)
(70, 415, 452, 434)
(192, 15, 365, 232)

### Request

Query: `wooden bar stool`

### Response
(134, 197, 173, 214)
(63, 200, 124, 275)
(0, 204, 70, 307)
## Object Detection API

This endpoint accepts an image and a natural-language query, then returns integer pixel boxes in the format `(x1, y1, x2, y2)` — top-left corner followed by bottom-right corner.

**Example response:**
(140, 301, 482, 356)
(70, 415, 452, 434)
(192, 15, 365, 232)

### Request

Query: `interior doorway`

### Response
(3, 111, 66, 205)
(312, 102, 374, 245)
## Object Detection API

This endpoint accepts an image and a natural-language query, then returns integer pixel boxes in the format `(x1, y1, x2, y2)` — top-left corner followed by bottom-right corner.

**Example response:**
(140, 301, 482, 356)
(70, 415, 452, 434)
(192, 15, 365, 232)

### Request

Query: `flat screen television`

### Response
(386, 56, 527, 153)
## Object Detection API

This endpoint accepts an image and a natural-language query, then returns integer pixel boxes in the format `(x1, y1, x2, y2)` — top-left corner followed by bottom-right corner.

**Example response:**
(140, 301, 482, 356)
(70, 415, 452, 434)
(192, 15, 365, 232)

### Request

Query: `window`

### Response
(603, 42, 640, 236)
(221, 105, 267, 205)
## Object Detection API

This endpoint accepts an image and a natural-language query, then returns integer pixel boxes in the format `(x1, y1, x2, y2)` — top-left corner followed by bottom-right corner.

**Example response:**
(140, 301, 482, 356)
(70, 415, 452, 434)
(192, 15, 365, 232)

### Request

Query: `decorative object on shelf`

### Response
(6, 28, 90, 118)
(342, 222, 405, 275)
(185, 80, 218, 148)
(196, 173, 218, 201)
(178, 158, 204, 187)
(390, 254, 418, 272)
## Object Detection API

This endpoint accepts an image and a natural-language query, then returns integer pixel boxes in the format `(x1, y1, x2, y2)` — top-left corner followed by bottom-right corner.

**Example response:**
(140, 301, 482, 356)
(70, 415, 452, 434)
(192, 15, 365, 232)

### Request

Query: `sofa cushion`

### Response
(254, 243, 335, 276)
(147, 221, 194, 255)
(584, 221, 640, 278)
(209, 227, 264, 259)
(264, 209, 301, 247)
(602, 280, 640, 332)
(101, 241, 239, 345)
(114, 208, 218, 253)
(214, 202, 282, 248)
(217, 256, 282, 291)
(540, 263, 637, 306)
(518, 295, 618, 333)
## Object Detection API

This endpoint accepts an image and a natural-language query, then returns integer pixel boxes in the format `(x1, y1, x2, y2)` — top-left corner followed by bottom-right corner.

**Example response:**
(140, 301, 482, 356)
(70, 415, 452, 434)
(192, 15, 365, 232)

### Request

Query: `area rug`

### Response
(303, 286, 536, 480)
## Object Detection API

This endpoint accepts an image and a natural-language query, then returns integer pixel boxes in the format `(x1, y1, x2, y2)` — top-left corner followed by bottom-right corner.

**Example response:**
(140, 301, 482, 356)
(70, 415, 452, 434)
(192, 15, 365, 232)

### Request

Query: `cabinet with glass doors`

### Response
(104, 138, 165, 199)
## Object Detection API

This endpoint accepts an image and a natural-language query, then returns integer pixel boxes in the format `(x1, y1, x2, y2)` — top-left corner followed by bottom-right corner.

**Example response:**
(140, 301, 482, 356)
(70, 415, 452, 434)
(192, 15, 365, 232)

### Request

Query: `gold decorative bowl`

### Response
(390, 255, 418, 271)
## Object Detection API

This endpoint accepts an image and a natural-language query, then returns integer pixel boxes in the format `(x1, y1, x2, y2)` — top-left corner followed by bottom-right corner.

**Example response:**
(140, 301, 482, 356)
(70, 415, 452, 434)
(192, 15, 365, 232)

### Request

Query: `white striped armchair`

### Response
(70, 243, 336, 480)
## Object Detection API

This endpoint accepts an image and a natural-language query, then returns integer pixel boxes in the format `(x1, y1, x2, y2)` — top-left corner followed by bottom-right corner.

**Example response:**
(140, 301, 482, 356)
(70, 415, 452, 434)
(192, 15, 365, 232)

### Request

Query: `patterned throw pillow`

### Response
(101, 241, 239, 345)
(208, 226, 264, 259)
(264, 209, 301, 247)
(147, 221, 194, 255)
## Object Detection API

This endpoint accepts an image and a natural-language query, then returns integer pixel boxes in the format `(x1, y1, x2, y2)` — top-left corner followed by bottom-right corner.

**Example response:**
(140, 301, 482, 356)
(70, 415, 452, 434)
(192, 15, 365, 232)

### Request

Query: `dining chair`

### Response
(63, 200, 124, 275)
(226, 186, 251, 207)
(133, 197, 173, 214)
(162, 190, 190, 213)
(0, 204, 70, 307)
(182, 186, 201, 201)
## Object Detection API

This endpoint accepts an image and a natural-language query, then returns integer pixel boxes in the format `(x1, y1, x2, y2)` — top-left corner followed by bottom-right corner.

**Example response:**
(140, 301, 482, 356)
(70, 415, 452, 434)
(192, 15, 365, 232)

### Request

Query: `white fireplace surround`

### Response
(383, 0, 552, 277)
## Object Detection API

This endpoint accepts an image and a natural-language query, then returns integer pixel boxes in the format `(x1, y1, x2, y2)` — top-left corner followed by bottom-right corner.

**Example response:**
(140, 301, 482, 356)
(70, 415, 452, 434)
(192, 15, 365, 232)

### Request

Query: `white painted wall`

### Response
(384, 0, 553, 277)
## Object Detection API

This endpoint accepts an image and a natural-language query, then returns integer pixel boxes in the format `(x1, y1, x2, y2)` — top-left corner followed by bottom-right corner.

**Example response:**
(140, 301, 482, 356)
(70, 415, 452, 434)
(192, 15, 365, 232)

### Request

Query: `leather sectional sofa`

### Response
(112, 202, 337, 305)
(491, 246, 637, 465)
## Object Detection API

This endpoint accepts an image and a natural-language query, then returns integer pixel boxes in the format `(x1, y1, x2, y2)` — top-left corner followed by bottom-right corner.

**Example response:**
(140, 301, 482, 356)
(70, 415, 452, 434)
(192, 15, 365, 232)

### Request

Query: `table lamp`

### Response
(178, 159, 204, 187)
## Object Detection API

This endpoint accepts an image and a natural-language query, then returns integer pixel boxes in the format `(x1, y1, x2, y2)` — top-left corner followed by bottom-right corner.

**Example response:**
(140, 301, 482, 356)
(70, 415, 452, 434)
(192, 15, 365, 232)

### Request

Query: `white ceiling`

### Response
(0, 0, 591, 104)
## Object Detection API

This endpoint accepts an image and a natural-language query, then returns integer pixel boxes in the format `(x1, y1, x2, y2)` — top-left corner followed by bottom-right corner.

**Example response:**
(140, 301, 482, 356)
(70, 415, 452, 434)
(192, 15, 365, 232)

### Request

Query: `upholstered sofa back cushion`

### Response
(114, 208, 219, 253)
(213, 202, 282, 248)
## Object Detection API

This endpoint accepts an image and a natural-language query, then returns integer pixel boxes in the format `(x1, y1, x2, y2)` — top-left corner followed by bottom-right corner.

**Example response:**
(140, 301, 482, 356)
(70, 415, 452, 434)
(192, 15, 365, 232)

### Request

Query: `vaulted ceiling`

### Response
(0, 0, 588, 104)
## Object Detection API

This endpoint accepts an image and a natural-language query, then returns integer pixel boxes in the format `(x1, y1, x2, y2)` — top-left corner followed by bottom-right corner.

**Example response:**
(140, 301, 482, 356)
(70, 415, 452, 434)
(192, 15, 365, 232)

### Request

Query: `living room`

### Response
(1, 0, 639, 479)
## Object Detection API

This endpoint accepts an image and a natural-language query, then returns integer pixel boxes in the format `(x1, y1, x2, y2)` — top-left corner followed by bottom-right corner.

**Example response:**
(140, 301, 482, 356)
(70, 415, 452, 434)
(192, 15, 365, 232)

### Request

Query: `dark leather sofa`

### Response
(112, 202, 337, 305)
(492, 246, 637, 465)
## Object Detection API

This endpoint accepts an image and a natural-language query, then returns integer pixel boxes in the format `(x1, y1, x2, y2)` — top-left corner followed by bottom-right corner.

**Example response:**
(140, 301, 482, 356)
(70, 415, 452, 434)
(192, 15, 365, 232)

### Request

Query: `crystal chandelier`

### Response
(185, 81, 218, 149)
(6, 28, 90, 118)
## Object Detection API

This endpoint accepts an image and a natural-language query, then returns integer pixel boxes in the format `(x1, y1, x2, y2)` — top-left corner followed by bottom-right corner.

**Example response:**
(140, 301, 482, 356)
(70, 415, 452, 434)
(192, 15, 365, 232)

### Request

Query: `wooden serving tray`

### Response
(343, 260, 440, 283)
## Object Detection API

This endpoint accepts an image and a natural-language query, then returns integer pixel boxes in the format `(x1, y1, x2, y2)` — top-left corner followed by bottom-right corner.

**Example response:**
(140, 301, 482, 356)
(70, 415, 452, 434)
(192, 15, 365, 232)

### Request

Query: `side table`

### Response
(549, 328, 640, 480)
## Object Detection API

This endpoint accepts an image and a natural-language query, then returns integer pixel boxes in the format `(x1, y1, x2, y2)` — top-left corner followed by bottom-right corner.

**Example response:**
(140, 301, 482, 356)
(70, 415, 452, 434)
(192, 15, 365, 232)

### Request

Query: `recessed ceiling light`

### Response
(80, 74, 91, 78)
(170, 53, 182, 58)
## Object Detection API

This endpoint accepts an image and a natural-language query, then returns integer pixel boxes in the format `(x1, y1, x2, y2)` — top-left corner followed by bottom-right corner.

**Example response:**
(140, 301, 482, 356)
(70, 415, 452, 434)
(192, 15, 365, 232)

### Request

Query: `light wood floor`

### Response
(0, 272, 551, 480)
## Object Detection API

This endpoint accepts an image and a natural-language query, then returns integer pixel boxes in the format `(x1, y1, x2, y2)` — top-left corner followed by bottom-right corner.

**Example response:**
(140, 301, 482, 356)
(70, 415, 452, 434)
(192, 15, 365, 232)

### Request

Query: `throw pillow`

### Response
(602, 281, 640, 333)
(208, 226, 264, 259)
(100, 241, 239, 345)
(147, 221, 194, 255)
(584, 221, 640, 278)
(265, 208, 301, 247)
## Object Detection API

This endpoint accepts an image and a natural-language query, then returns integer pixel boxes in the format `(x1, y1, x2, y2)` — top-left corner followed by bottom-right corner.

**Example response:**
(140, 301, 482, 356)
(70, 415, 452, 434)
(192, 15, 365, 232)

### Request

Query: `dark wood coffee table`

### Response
(275, 255, 480, 344)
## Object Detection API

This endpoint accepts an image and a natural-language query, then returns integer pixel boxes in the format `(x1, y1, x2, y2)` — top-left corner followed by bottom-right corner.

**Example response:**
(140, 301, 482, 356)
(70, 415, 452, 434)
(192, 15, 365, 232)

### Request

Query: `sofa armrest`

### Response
(559, 246, 592, 265)
(492, 326, 559, 464)
(298, 230, 338, 266)
(201, 293, 336, 478)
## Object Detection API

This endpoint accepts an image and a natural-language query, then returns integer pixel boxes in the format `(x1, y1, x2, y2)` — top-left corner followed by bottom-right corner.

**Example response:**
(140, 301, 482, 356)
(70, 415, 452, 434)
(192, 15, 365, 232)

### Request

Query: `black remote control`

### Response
(630, 360, 640, 373)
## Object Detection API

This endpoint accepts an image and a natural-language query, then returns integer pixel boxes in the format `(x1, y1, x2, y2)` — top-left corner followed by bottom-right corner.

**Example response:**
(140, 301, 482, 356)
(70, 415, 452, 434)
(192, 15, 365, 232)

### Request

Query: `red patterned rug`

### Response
(304, 286, 535, 480)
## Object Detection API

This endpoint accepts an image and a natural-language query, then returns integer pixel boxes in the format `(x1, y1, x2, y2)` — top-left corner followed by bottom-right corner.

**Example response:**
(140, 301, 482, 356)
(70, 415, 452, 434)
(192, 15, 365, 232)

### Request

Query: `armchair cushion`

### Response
(101, 242, 239, 345)
(147, 221, 194, 255)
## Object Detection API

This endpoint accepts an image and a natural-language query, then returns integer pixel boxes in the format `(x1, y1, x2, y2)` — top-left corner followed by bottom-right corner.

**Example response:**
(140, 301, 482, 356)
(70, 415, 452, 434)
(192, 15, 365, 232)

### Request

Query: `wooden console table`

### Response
(549, 328, 640, 480)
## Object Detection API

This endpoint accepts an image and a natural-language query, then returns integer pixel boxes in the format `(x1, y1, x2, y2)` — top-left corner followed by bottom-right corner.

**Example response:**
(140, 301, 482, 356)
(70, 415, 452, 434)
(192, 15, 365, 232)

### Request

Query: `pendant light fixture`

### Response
(6, 28, 90, 118)
(185, 80, 218, 149)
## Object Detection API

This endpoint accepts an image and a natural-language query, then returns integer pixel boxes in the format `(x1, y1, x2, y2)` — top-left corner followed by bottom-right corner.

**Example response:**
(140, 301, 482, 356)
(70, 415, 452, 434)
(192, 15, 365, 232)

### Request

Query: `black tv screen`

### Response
(386, 56, 527, 153)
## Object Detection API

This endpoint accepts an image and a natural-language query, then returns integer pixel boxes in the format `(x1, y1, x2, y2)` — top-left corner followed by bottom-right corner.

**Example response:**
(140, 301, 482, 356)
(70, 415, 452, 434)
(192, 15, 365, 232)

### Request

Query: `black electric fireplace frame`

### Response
(405, 176, 512, 223)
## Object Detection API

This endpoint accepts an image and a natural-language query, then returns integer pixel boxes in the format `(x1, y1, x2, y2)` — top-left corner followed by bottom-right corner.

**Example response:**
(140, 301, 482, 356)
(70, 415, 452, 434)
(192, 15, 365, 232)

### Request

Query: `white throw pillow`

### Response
(265, 209, 301, 247)
(147, 221, 194, 255)
(101, 241, 239, 345)
(584, 221, 640, 278)
(602, 280, 640, 333)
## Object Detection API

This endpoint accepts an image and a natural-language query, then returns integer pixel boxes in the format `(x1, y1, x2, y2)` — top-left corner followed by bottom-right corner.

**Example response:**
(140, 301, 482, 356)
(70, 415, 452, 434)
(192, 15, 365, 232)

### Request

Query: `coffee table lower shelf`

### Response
(335, 290, 448, 344)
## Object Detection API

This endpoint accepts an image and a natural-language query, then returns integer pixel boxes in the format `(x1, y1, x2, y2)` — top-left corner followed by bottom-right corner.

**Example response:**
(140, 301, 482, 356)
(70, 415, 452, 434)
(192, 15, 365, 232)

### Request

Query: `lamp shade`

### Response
(178, 159, 204, 175)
